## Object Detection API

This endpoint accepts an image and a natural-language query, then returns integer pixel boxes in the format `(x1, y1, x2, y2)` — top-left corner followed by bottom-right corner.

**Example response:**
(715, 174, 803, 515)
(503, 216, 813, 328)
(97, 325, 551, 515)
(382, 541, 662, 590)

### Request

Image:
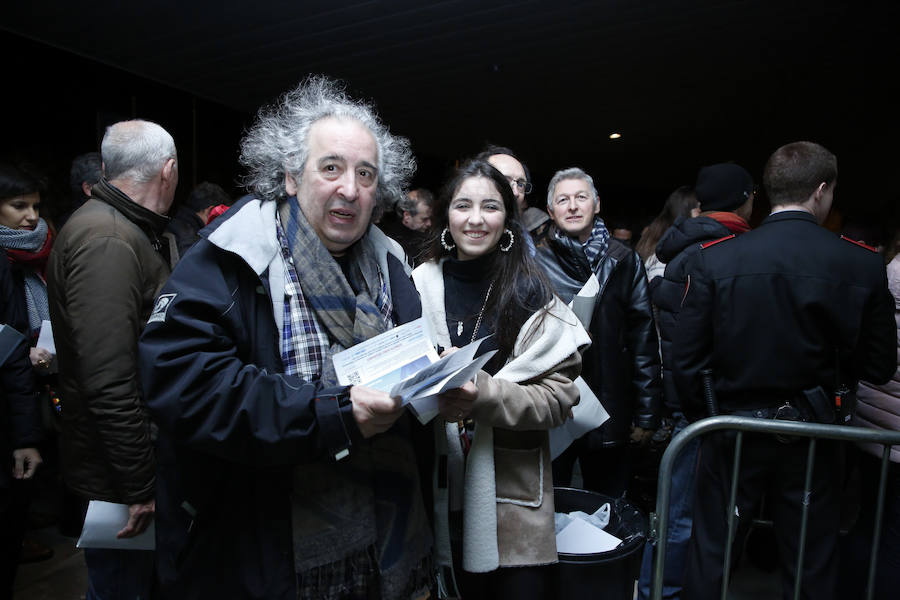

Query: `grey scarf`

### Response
(0, 219, 51, 332)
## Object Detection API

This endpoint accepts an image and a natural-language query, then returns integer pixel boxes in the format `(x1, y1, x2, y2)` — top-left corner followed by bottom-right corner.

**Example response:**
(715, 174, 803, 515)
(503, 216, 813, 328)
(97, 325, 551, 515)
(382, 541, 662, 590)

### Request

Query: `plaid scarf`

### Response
(1, 219, 52, 333)
(276, 217, 331, 381)
(277, 199, 392, 386)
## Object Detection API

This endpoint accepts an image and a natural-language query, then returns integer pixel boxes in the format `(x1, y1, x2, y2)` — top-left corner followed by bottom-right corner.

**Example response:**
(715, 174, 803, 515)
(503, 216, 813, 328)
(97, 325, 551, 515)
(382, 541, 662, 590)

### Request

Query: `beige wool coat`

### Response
(412, 260, 590, 574)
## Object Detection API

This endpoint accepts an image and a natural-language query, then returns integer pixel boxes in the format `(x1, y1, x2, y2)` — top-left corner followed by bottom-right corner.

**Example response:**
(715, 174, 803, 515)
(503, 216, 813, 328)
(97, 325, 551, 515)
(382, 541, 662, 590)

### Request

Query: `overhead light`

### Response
(609, 132, 622, 139)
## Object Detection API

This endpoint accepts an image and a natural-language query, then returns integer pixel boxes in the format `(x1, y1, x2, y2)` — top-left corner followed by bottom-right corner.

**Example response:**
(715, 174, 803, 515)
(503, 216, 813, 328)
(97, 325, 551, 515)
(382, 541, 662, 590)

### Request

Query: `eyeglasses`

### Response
(506, 177, 533, 195)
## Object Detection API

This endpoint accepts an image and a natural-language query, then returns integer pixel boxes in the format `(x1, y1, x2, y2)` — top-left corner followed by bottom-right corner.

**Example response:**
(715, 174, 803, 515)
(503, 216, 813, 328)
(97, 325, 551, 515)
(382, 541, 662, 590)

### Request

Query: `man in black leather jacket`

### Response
(536, 167, 661, 497)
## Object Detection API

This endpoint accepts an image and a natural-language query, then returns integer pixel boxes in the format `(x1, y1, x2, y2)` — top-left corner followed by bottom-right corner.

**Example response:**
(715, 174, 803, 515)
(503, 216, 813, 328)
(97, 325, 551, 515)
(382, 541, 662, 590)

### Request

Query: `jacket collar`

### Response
(91, 178, 169, 237)
(205, 196, 410, 279)
(205, 197, 280, 275)
(763, 209, 818, 226)
(656, 215, 732, 263)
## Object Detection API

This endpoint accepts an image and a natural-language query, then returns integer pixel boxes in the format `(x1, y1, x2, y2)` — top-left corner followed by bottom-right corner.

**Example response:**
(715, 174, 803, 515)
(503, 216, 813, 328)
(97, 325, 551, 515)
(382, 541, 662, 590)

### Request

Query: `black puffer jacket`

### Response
(164, 204, 207, 262)
(650, 216, 731, 414)
(537, 231, 661, 446)
(0, 252, 42, 488)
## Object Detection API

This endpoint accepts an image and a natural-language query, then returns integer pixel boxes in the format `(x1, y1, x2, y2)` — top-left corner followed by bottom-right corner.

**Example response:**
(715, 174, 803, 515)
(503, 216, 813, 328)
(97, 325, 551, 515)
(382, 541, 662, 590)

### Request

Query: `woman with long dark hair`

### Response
(635, 185, 699, 280)
(413, 160, 590, 600)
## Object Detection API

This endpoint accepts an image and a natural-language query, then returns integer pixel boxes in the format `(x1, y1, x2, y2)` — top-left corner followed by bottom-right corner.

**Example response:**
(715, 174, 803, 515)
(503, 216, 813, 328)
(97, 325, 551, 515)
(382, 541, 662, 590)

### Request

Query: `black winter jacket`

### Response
(537, 232, 661, 446)
(650, 216, 732, 414)
(672, 211, 896, 420)
(164, 204, 206, 261)
(0, 252, 42, 488)
(138, 198, 426, 600)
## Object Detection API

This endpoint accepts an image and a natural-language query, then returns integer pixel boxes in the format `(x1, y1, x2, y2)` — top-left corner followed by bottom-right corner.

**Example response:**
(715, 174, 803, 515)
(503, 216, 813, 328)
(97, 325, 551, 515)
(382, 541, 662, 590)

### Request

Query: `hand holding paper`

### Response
(78, 500, 156, 550)
(332, 318, 497, 424)
(118, 499, 155, 538)
(350, 386, 403, 438)
(35, 319, 58, 373)
(438, 379, 478, 422)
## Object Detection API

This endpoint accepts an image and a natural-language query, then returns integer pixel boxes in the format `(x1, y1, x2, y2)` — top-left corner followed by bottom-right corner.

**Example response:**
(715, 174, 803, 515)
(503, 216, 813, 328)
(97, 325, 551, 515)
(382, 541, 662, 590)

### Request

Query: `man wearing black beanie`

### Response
(637, 162, 755, 599)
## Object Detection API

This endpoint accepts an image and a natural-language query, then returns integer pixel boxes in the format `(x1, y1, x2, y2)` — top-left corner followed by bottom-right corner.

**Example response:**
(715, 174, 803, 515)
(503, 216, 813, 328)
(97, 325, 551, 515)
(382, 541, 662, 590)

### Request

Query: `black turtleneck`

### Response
(442, 253, 494, 347)
(441, 253, 505, 375)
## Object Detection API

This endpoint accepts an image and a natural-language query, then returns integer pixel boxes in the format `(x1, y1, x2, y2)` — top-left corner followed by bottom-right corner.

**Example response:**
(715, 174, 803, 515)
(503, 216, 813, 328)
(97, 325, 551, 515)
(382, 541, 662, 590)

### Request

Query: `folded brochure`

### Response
(332, 318, 495, 423)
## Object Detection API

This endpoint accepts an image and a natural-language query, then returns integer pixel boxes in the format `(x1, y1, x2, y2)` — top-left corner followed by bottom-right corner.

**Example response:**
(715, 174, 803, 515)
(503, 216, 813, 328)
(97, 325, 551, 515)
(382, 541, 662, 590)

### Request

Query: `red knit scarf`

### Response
(5, 228, 53, 279)
(706, 212, 750, 234)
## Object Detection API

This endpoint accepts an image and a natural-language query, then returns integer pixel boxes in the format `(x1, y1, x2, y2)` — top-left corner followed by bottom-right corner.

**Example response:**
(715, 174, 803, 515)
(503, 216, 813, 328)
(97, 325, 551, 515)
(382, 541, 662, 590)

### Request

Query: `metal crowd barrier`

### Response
(649, 415, 900, 600)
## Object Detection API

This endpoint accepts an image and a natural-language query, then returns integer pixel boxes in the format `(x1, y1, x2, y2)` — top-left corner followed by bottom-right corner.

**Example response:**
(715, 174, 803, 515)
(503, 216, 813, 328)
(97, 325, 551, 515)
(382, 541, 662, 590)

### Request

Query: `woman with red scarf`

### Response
(0, 165, 54, 367)
(0, 163, 47, 594)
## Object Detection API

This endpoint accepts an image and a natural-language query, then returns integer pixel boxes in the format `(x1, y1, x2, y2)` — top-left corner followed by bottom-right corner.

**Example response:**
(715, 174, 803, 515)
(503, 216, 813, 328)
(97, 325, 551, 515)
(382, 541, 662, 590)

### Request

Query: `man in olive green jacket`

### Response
(48, 119, 178, 599)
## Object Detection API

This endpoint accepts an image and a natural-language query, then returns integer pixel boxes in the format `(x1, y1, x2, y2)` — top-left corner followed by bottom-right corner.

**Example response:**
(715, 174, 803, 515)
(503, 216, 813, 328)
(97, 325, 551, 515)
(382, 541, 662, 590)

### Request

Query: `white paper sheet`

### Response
(403, 348, 497, 423)
(333, 319, 496, 424)
(76, 500, 156, 550)
(570, 274, 600, 329)
(556, 515, 622, 554)
(36, 319, 58, 373)
(332, 318, 439, 390)
(547, 273, 608, 458)
(549, 377, 610, 459)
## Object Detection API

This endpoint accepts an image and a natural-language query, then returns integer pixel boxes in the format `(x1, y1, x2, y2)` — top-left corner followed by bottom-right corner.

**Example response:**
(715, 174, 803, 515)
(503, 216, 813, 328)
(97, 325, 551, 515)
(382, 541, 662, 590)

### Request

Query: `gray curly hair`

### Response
(239, 75, 415, 213)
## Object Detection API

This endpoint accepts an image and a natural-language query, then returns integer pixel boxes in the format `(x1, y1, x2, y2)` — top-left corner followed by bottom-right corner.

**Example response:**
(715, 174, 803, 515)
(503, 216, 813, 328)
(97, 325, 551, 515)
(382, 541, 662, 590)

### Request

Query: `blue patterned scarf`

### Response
(554, 216, 610, 270)
(580, 217, 610, 269)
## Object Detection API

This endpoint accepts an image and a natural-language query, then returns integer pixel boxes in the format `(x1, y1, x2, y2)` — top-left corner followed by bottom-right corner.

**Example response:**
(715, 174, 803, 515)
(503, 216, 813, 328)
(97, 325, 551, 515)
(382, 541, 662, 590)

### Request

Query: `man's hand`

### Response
(117, 500, 155, 538)
(438, 380, 479, 422)
(12, 447, 42, 479)
(350, 386, 403, 438)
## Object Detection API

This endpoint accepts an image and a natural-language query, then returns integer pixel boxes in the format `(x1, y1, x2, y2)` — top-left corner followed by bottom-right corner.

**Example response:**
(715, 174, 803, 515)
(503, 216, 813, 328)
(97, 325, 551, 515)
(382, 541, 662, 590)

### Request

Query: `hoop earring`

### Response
(441, 227, 456, 251)
(499, 228, 514, 252)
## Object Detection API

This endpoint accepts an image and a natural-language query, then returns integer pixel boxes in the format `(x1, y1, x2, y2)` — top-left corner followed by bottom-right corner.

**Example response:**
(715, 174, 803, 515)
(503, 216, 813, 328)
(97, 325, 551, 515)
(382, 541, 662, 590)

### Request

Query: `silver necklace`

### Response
(457, 281, 494, 342)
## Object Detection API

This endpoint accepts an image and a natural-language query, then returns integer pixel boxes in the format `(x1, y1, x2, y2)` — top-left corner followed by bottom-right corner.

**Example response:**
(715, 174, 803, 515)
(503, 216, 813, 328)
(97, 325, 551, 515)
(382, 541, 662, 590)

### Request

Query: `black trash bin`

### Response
(554, 487, 648, 600)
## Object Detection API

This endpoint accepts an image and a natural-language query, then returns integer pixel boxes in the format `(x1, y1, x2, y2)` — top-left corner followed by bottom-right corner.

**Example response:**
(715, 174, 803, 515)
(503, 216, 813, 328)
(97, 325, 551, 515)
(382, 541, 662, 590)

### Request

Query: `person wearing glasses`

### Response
(477, 146, 551, 242)
(535, 167, 662, 500)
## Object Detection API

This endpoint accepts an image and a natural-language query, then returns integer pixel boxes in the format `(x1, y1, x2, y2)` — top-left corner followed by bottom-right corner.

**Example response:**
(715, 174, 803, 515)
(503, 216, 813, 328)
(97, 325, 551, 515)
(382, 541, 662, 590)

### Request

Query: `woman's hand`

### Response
(30, 346, 52, 370)
(12, 447, 42, 479)
(439, 380, 479, 422)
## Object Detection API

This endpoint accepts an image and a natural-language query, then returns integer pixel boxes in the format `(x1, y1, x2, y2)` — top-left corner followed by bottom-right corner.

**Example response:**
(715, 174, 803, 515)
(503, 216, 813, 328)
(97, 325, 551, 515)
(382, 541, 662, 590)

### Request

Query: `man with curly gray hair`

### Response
(139, 76, 432, 600)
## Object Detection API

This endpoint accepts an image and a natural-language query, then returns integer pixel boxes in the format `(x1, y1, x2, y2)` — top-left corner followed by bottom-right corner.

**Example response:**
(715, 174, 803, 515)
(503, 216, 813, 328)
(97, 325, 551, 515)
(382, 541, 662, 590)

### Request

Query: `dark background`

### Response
(2, 0, 898, 235)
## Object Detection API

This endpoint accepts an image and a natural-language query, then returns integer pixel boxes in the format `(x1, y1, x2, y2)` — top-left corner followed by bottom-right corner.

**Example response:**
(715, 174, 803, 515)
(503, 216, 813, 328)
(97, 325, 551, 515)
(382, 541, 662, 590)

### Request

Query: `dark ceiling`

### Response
(3, 0, 898, 220)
